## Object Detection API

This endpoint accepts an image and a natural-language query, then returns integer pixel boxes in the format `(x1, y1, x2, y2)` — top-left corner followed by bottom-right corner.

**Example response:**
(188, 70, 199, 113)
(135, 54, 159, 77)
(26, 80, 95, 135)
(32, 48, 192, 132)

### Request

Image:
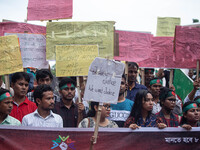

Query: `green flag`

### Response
(173, 69, 193, 101)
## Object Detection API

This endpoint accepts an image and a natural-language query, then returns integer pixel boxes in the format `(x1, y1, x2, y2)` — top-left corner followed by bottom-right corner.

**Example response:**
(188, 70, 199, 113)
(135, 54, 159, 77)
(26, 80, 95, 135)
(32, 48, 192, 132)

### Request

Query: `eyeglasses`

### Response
(103, 105, 111, 110)
(167, 98, 176, 102)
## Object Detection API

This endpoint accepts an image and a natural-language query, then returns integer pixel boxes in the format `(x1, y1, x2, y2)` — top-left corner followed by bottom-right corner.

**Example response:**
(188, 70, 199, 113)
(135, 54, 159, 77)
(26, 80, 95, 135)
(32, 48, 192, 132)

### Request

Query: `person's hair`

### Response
(0, 88, 10, 97)
(122, 74, 126, 81)
(11, 72, 30, 84)
(87, 102, 99, 117)
(59, 77, 76, 89)
(145, 68, 154, 74)
(36, 69, 53, 82)
(129, 90, 152, 123)
(159, 87, 173, 107)
(33, 84, 53, 106)
(128, 62, 139, 70)
(181, 101, 198, 125)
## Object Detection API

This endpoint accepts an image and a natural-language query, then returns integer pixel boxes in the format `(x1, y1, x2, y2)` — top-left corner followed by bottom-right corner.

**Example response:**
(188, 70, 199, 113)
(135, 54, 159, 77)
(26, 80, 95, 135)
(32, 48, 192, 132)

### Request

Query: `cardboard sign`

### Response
(27, 0, 72, 21)
(174, 26, 200, 69)
(0, 35, 23, 75)
(0, 22, 46, 36)
(114, 30, 153, 62)
(156, 17, 180, 36)
(84, 57, 125, 104)
(56, 45, 98, 77)
(5, 33, 49, 69)
(46, 21, 115, 60)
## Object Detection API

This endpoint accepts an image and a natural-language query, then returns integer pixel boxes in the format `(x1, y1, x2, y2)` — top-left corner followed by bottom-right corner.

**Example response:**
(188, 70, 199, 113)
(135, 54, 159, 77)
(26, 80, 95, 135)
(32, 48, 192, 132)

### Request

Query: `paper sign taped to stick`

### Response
(0, 35, 23, 75)
(56, 45, 98, 77)
(156, 17, 180, 37)
(46, 21, 115, 60)
(84, 57, 125, 104)
(5, 33, 49, 69)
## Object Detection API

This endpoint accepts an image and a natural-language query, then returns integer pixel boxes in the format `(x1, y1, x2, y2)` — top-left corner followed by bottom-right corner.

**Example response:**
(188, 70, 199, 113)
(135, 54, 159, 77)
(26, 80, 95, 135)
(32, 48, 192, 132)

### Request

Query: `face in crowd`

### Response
(128, 64, 138, 83)
(60, 83, 76, 101)
(162, 91, 176, 111)
(0, 92, 13, 116)
(12, 78, 29, 97)
(37, 90, 54, 111)
(142, 93, 154, 112)
(150, 79, 162, 97)
(119, 77, 126, 96)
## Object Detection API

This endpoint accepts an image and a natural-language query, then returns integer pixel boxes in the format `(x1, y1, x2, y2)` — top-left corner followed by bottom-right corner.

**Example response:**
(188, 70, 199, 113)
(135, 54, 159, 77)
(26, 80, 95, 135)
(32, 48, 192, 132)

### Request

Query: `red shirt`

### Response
(10, 97, 37, 122)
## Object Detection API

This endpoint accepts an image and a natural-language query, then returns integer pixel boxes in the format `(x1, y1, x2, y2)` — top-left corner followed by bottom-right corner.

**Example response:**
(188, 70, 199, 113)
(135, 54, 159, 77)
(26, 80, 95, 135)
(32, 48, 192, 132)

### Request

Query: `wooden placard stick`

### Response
(125, 61, 128, 97)
(76, 76, 81, 103)
(141, 68, 145, 85)
(197, 60, 199, 82)
(169, 69, 174, 87)
(4, 75, 10, 91)
(89, 102, 103, 150)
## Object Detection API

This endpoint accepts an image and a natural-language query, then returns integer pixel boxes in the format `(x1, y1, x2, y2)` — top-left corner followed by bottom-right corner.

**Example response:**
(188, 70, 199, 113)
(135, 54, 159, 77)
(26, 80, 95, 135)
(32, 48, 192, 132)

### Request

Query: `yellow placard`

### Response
(156, 17, 181, 36)
(0, 35, 23, 76)
(56, 45, 98, 77)
(46, 21, 115, 60)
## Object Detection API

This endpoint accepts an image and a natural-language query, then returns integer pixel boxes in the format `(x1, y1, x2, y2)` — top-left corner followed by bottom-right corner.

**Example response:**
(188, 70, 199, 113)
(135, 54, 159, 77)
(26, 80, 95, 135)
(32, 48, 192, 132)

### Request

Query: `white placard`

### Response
(84, 57, 125, 104)
(5, 33, 49, 69)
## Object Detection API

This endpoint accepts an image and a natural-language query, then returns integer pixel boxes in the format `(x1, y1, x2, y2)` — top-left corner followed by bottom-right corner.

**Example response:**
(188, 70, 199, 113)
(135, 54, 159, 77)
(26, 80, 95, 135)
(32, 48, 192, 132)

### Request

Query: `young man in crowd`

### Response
(109, 74, 134, 127)
(144, 68, 155, 90)
(53, 77, 86, 127)
(27, 69, 60, 103)
(22, 84, 63, 127)
(126, 62, 147, 102)
(0, 88, 21, 126)
(10, 72, 37, 122)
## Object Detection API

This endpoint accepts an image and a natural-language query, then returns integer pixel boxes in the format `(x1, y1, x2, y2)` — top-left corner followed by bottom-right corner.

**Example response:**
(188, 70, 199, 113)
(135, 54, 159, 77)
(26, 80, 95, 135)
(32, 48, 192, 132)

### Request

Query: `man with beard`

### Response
(53, 77, 85, 127)
(126, 62, 147, 102)
(149, 77, 163, 114)
(22, 84, 63, 127)
(10, 72, 37, 122)
(109, 74, 133, 127)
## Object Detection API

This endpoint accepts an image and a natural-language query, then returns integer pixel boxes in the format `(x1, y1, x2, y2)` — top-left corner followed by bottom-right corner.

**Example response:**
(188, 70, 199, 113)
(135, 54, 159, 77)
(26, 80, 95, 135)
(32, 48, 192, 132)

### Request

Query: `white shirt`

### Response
(22, 109, 63, 128)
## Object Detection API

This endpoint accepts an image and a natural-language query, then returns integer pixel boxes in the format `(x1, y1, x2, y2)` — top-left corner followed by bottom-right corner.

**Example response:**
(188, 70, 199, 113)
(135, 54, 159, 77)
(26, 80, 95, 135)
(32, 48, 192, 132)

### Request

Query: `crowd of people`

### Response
(0, 62, 200, 131)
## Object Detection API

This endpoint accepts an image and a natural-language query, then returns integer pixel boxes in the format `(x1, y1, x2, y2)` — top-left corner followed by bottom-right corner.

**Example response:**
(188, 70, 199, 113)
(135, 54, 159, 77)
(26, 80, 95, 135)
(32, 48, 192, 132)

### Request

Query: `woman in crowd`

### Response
(78, 102, 118, 128)
(181, 101, 200, 130)
(156, 87, 181, 128)
(124, 90, 157, 129)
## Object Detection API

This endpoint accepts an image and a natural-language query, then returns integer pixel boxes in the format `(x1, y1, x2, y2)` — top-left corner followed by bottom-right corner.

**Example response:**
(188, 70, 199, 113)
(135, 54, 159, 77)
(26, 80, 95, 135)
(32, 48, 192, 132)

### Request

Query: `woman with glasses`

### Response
(156, 87, 181, 128)
(124, 90, 156, 129)
(78, 102, 118, 128)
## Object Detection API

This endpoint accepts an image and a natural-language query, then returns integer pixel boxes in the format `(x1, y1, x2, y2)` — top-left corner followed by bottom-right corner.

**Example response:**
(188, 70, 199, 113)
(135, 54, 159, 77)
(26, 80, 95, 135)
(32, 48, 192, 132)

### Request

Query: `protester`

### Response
(22, 85, 63, 127)
(0, 88, 21, 126)
(27, 69, 60, 103)
(109, 74, 133, 127)
(184, 76, 200, 104)
(188, 69, 195, 81)
(53, 77, 85, 127)
(78, 102, 118, 128)
(124, 90, 156, 129)
(126, 62, 147, 102)
(156, 87, 181, 128)
(181, 101, 200, 130)
(144, 68, 155, 89)
(156, 69, 170, 88)
(10, 72, 37, 122)
(149, 77, 162, 114)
